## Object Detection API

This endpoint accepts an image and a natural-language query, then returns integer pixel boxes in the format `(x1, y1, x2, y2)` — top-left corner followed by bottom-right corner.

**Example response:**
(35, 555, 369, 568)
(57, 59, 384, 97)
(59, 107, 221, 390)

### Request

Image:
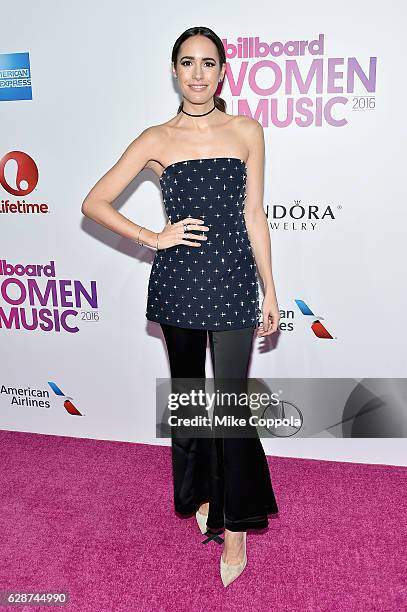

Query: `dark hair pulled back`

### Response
(171, 26, 227, 114)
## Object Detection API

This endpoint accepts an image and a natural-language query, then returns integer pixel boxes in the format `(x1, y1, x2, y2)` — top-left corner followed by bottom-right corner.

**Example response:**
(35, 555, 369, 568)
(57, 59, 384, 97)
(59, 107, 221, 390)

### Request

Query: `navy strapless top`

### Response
(146, 157, 261, 330)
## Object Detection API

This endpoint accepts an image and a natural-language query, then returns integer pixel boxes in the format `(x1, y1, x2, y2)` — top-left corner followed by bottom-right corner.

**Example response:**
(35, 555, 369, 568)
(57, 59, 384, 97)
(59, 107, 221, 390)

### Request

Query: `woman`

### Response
(82, 26, 280, 587)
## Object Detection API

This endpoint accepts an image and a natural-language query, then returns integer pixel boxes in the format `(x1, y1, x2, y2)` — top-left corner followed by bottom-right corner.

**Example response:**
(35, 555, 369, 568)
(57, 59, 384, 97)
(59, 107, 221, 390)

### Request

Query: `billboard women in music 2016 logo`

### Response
(0, 259, 99, 334)
(222, 33, 377, 127)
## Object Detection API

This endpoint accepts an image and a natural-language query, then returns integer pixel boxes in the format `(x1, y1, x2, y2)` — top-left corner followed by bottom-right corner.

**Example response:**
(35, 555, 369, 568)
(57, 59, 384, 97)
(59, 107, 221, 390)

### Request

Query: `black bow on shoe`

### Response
(201, 529, 224, 545)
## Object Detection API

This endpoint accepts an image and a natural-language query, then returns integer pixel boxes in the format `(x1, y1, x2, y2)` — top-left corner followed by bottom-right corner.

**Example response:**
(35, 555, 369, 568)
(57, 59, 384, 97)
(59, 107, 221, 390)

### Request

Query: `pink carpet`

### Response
(0, 430, 405, 611)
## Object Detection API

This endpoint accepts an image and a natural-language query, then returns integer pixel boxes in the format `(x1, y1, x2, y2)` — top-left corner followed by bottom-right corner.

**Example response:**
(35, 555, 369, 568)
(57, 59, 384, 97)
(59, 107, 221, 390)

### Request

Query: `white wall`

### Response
(1, 0, 405, 466)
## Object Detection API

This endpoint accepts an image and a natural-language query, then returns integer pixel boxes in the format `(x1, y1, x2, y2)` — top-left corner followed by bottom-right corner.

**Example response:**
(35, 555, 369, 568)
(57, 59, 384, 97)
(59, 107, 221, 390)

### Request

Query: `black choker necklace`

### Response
(181, 104, 216, 117)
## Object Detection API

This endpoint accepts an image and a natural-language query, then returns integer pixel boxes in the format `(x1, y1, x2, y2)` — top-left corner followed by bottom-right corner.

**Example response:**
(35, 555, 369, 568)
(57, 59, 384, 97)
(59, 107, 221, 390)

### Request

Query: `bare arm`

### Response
(243, 119, 280, 335)
(81, 127, 208, 249)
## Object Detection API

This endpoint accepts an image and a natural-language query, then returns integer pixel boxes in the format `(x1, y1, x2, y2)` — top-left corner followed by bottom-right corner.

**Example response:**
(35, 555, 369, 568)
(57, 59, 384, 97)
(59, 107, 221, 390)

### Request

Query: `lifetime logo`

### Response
(0, 150, 48, 214)
(0, 151, 38, 195)
(295, 299, 334, 339)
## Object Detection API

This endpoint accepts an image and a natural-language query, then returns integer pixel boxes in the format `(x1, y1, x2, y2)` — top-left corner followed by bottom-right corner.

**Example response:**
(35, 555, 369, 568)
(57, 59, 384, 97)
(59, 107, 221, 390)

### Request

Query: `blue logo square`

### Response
(0, 52, 32, 101)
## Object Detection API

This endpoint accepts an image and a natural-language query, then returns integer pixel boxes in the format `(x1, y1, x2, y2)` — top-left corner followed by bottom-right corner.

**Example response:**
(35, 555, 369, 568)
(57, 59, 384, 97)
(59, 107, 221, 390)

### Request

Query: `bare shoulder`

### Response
(228, 115, 264, 157)
(230, 115, 264, 161)
(125, 123, 171, 173)
(232, 114, 263, 137)
(127, 124, 163, 150)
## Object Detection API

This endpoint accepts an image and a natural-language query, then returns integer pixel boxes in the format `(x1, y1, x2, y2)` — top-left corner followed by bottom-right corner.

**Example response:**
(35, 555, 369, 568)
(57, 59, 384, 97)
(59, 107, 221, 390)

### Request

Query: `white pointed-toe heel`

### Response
(195, 504, 209, 534)
(220, 531, 247, 587)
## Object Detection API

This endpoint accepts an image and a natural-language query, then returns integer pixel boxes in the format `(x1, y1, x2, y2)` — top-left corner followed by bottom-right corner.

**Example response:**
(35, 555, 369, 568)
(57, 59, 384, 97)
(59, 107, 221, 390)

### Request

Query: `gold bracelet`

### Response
(136, 226, 143, 244)
(135, 225, 158, 250)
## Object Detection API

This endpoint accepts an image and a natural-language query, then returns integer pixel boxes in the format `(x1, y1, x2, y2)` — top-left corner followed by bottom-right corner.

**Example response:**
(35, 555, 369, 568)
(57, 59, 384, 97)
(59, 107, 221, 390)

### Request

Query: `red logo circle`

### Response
(0, 151, 39, 196)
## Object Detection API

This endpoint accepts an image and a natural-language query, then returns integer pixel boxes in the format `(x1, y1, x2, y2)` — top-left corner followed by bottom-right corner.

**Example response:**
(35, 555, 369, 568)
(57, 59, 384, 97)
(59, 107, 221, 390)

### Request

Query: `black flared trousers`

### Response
(160, 323, 278, 532)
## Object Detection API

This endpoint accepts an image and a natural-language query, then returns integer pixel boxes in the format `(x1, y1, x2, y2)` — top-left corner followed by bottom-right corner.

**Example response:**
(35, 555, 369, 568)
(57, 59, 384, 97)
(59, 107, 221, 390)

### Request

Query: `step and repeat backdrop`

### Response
(1, 1, 406, 465)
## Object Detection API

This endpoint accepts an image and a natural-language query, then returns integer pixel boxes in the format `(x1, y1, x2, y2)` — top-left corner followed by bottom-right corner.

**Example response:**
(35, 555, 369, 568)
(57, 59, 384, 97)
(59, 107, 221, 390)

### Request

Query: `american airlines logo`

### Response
(295, 299, 334, 339)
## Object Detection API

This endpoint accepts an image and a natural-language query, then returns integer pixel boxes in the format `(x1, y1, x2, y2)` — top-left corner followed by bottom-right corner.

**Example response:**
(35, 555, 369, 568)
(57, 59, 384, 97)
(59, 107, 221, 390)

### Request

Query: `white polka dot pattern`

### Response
(145, 157, 261, 330)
